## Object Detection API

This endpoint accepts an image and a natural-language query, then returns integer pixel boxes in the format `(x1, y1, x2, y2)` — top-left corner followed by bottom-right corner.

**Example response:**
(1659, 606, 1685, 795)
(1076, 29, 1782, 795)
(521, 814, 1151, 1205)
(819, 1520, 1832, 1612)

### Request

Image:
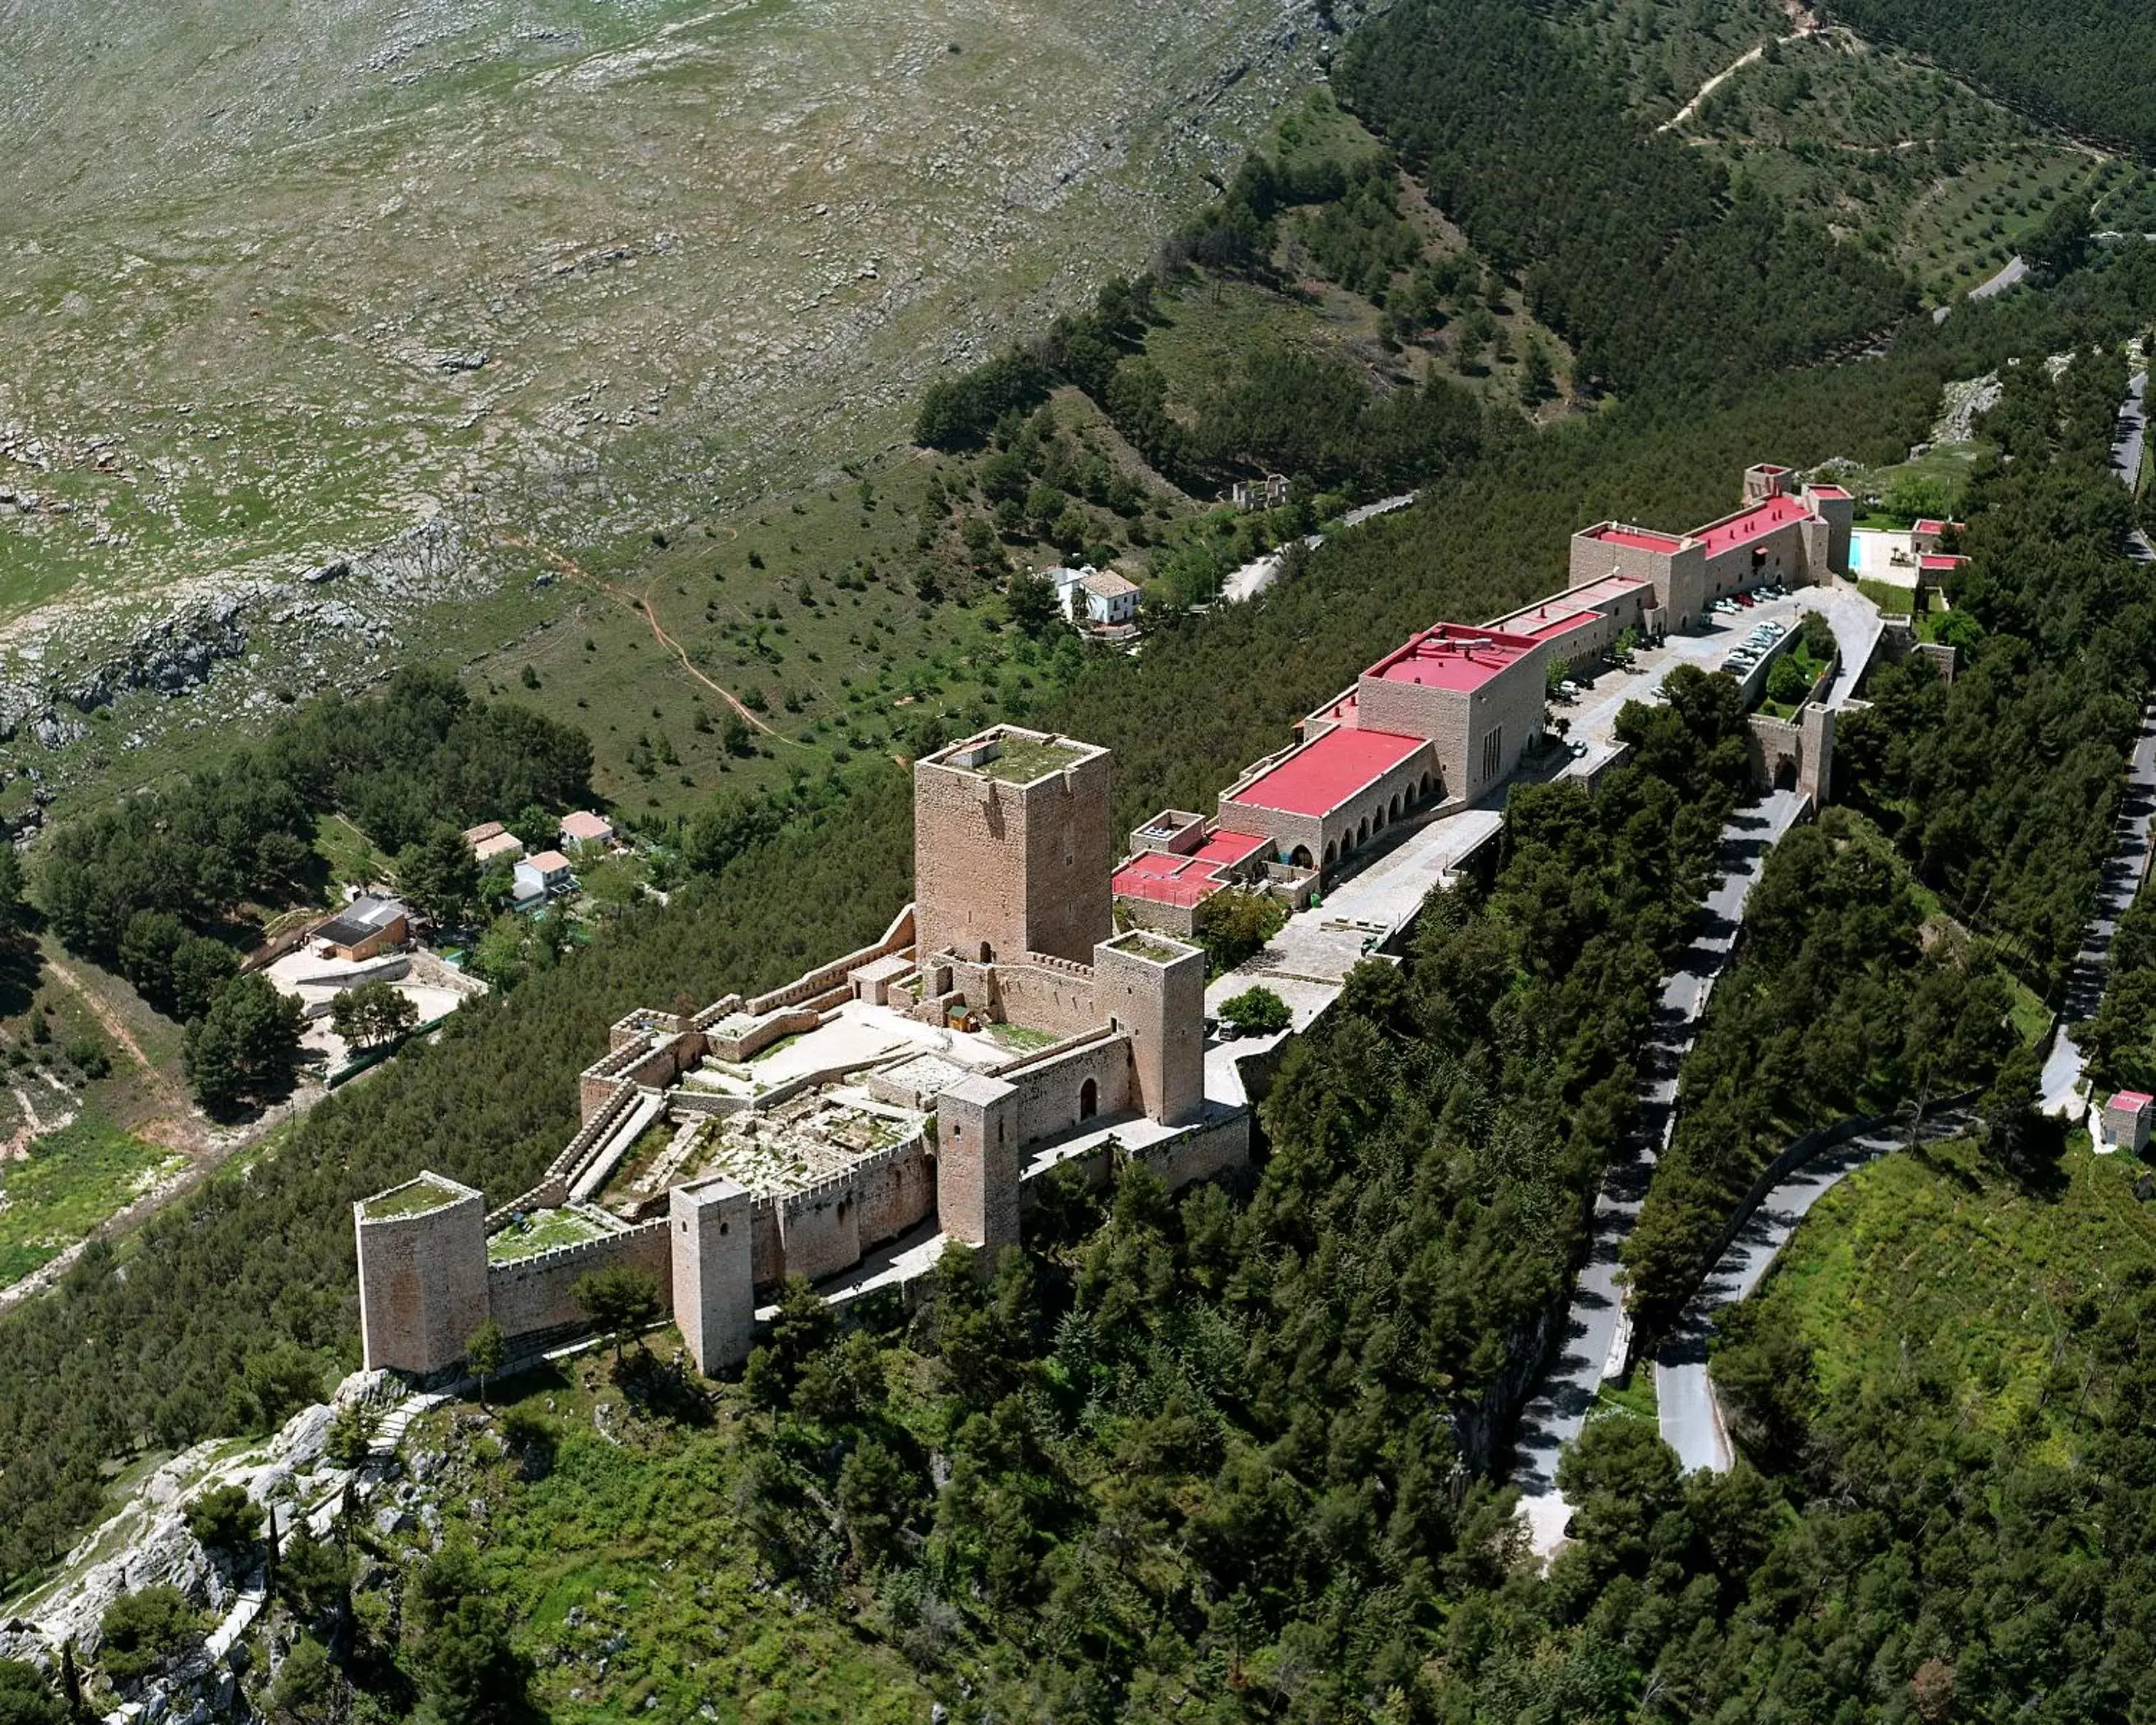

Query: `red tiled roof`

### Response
(1918, 554, 1966, 571)
(1111, 830, 1270, 909)
(1227, 727, 1429, 818)
(1806, 483, 1852, 500)
(1192, 830, 1269, 868)
(1696, 493, 1814, 558)
(2114, 1090, 2155, 1110)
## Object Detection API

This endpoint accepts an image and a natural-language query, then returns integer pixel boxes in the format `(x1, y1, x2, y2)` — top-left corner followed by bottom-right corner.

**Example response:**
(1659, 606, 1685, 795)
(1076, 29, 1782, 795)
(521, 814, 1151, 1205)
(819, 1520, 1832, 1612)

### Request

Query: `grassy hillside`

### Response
(1561, 0, 2152, 303)
(0, 0, 1332, 825)
(1737, 1133, 2156, 1458)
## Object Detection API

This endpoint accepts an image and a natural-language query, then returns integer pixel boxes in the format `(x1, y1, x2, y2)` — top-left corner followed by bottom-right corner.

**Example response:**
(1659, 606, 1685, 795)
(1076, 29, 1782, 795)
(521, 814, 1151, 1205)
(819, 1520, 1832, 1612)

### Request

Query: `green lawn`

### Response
(0, 1115, 185, 1289)
(1741, 1133, 2156, 1461)
(486, 1205, 616, 1264)
(1857, 579, 1915, 616)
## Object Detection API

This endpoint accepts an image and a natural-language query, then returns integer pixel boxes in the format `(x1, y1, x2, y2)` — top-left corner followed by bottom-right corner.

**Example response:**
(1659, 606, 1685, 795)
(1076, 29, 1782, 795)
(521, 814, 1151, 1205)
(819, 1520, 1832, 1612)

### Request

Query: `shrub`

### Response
(97, 1587, 200, 1688)
(184, 1484, 259, 1556)
(1219, 985, 1293, 1036)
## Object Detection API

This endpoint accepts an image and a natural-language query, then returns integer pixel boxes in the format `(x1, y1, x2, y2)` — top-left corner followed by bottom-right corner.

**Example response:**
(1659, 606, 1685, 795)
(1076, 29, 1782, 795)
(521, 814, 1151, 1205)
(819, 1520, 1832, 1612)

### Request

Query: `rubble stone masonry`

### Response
(915, 730, 1113, 965)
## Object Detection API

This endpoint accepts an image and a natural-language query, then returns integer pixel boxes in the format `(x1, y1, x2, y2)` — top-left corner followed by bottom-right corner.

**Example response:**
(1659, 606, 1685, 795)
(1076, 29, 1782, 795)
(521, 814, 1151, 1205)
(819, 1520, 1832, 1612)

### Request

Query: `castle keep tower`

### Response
(914, 727, 1113, 965)
(354, 1174, 491, 1377)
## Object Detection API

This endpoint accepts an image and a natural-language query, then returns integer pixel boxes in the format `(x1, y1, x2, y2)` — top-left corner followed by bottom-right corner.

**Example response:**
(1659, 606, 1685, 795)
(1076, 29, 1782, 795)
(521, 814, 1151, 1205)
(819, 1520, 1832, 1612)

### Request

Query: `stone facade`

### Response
(672, 1179, 755, 1375)
(1094, 933, 1205, 1126)
(914, 727, 1113, 965)
(2102, 1091, 2154, 1155)
(936, 1074, 1023, 1258)
(355, 1178, 491, 1377)
(1568, 466, 1853, 631)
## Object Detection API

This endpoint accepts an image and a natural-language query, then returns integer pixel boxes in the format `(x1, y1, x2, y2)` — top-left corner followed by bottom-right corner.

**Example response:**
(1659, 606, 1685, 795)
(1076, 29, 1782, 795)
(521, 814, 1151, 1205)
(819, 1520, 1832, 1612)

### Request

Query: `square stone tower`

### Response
(1094, 930, 1206, 1126)
(671, 1177, 756, 1376)
(354, 1173, 491, 1378)
(914, 727, 1113, 965)
(936, 1073, 1021, 1261)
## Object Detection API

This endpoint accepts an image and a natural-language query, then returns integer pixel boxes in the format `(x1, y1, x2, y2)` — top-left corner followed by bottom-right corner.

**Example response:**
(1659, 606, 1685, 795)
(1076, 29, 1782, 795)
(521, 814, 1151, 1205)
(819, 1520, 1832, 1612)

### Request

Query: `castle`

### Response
(356, 726, 1246, 1381)
(356, 464, 1862, 1381)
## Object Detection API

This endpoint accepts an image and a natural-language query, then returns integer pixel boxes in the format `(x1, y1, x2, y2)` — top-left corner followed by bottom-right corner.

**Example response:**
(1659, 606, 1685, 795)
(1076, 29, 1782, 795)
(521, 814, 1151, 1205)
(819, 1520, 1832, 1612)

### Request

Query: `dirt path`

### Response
(42, 952, 208, 1155)
(499, 534, 786, 739)
(1658, 18, 1819, 134)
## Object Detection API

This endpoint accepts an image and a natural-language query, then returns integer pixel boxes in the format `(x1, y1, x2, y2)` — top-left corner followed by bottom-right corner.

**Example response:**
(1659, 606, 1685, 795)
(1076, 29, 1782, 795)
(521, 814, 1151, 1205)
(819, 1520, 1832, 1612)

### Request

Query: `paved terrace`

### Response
(1202, 805, 1505, 1107)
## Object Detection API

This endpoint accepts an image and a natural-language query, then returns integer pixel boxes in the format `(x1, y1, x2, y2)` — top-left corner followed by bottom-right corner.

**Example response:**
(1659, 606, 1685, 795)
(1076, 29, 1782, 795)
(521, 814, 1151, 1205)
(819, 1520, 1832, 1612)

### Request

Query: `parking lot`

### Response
(1556, 582, 1883, 777)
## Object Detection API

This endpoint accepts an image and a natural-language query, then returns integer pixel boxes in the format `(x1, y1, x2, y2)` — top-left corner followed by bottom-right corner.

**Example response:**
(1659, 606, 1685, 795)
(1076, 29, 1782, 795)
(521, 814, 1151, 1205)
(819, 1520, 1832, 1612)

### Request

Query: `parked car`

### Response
(1560, 680, 1581, 697)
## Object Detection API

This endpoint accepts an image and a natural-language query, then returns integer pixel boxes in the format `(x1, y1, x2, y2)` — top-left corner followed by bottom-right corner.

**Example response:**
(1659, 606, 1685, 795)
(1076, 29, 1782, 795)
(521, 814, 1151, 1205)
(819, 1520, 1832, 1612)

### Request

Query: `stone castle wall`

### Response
(1005, 1034, 1132, 1145)
(356, 1185, 490, 1377)
(483, 1221, 672, 1341)
(992, 955, 1103, 1039)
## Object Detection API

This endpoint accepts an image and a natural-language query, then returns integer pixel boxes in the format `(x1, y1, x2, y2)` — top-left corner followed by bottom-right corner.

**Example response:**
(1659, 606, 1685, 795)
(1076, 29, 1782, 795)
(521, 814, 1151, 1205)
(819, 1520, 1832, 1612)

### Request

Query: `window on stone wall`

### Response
(1481, 727, 1503, 783)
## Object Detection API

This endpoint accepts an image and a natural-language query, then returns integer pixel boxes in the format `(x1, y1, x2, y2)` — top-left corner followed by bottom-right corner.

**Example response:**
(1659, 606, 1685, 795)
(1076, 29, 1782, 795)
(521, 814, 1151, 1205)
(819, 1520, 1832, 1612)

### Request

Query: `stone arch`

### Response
(1389, 792, 1402, 821)
(1357, 817, 1369, 846)
(1323, 840, 1337, 867)
(1290, 844, 1314, 869)
(1419, 771, 1434, 800)
(1080, 1077, 1098, 1121)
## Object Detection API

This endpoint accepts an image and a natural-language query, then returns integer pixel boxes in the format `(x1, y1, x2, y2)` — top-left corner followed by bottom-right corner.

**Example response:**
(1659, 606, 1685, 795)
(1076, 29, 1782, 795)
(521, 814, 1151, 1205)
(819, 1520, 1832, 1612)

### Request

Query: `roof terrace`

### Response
(927, 727, 1102, 786)
(1367, 624, 1545, 694)
(361, 1174, 467, 1221)
(1583, 523, 1685, 555)
(1695, 492, 1814, 558)
(1227, 724, 1428, 818)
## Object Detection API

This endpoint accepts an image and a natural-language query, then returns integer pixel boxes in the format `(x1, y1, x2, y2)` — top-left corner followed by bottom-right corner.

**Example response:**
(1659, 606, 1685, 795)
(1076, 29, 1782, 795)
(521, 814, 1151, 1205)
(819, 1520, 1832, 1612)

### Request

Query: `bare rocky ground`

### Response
(0, 0, 1341, 816)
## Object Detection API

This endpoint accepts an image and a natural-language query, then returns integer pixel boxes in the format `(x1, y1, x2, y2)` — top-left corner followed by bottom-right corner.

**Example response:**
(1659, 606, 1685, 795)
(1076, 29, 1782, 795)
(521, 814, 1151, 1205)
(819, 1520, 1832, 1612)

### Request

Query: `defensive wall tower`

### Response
(355, 1174, 490, 1377)
(1094, 930, 1206, 1126)
(935, 1074, 1023, 1261)
(914, 727, 1113, 966)
(671, 1177, 756, 1375)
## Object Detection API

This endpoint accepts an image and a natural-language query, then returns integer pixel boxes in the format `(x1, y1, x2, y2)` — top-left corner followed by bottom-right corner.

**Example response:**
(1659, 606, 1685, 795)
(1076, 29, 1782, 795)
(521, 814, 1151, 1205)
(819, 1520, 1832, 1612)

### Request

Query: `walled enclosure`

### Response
(484, 1220, 672, 1349)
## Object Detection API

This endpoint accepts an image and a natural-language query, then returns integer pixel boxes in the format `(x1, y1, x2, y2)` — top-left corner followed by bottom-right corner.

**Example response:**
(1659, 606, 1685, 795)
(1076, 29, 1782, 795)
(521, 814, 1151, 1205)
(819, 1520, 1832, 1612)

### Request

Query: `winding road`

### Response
(1513, 787, 1804, 1553)
(1654, 1106, 1971, 1472)
(2117, 368, 2151, 565)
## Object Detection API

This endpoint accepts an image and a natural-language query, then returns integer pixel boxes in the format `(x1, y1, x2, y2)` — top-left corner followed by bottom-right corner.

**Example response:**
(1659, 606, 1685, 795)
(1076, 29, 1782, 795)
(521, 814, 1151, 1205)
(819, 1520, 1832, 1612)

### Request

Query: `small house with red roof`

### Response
(2101, 1090, 2154, 1156)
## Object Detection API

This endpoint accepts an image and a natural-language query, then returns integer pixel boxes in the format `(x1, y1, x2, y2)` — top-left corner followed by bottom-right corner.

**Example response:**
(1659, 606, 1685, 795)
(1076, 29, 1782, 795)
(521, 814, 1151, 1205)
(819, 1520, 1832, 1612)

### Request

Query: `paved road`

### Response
(2117, 369, 2151, 565)
(1514, 787, 1804, 1552)
(2042, 700, 2156, 1112)
(1654, 1108, 1970, 1472)
(1970, 255, 2028, 301)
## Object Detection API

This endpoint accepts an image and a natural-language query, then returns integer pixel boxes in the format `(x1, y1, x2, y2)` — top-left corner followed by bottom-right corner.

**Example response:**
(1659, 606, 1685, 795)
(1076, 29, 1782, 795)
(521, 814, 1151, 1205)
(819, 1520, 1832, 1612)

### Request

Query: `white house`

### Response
(1049, 565, 1139, 629)
(514, 849, 575, 907)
